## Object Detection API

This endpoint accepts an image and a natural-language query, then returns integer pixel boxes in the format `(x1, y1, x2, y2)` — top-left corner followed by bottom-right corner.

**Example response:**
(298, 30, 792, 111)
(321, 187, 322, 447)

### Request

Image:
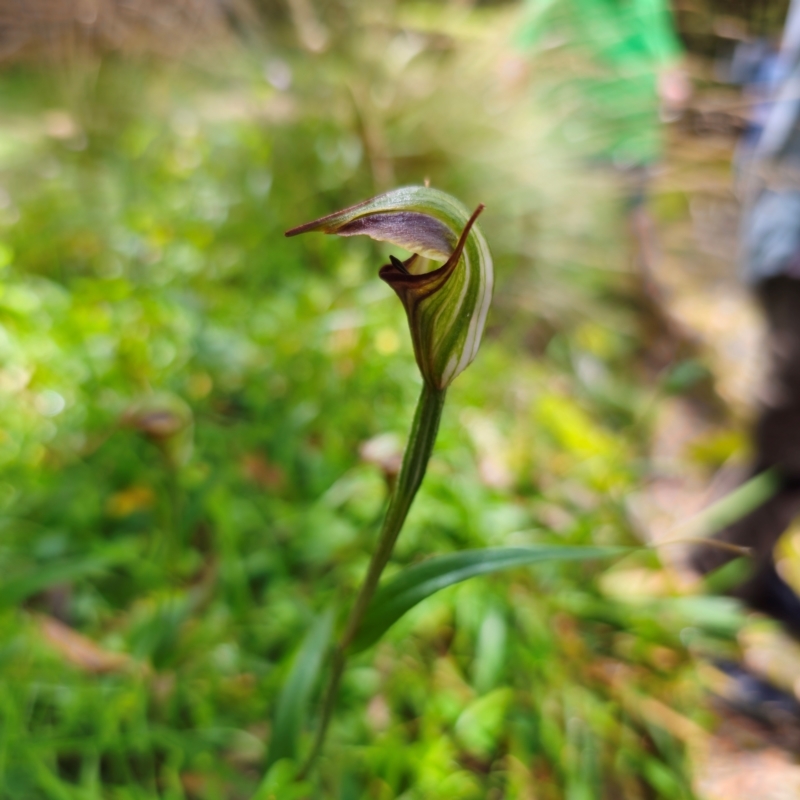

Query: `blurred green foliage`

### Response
(0, 3, 742, 798)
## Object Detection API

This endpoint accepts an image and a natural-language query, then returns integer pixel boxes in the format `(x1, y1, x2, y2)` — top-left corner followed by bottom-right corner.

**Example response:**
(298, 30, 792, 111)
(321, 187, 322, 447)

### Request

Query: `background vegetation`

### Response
(0, 1, 768, 798)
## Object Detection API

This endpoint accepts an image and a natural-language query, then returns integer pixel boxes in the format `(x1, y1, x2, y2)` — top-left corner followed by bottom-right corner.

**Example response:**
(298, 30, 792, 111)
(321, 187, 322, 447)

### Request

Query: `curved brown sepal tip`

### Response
(378, 204, 484, 297)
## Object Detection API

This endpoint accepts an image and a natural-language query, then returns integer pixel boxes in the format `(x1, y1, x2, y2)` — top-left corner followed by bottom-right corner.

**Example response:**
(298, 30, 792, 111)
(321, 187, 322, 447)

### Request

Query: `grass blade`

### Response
(265, 607, 335, 768)
(351, 545, 627, 653)
(665, 470, 778, 541)
(0, 542, 138, 608)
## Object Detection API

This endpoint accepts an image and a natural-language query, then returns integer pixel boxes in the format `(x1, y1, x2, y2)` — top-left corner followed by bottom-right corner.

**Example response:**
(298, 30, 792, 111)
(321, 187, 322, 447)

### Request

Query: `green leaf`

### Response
(454, 687, 513, 758)
(265, 607, 335, 768)
(351, 545, 627, 653)
(670, 469, 777, 540)
(0, 541, 138, 608)
(252, 759, 313, 800)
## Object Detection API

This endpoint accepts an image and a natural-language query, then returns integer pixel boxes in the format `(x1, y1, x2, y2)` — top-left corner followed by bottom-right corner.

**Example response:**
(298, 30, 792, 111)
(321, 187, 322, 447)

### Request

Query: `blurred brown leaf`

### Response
(241, 453, 285, 490)
(37, 614, 130, 674)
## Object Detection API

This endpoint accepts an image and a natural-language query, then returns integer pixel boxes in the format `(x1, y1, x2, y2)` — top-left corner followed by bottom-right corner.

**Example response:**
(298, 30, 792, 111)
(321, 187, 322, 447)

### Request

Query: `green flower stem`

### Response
(301, 382, 447, 776)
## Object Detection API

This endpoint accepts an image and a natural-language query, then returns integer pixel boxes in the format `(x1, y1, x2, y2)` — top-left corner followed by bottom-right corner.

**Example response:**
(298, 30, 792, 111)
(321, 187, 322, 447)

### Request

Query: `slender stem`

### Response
(166, 466, 182, 573)
(300, 382, 446, 776)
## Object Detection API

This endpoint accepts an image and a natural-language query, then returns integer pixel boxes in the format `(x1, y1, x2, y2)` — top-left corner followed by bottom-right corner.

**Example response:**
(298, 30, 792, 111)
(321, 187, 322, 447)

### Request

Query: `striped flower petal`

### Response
(286, 186, 493, 389)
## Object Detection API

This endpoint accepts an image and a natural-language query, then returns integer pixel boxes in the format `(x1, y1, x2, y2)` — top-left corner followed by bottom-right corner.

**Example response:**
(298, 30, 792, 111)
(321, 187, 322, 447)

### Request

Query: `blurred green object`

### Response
(265, 608, 335, 769)
(515, 0, 684, 165)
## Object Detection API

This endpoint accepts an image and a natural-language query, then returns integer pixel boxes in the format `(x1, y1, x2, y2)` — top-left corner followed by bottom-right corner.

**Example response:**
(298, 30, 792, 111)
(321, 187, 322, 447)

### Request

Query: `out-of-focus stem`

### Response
(300, 382, 446, 777)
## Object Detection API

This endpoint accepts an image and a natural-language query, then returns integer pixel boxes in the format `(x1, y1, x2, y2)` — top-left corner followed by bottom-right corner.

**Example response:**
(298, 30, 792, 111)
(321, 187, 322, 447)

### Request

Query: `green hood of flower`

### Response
(286, 186, 493, 389)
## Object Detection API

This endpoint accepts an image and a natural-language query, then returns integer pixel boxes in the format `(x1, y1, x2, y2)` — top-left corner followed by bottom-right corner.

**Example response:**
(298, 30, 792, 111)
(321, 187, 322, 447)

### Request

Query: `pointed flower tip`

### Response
(285, 195, 377, 238)
(284, 217, 333, 237)
(287, 186, 493, 388)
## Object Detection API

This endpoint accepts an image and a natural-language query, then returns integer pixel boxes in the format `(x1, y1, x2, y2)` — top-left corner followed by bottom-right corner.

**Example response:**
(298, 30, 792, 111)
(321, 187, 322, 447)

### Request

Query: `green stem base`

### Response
(300, 382, 446, 777)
